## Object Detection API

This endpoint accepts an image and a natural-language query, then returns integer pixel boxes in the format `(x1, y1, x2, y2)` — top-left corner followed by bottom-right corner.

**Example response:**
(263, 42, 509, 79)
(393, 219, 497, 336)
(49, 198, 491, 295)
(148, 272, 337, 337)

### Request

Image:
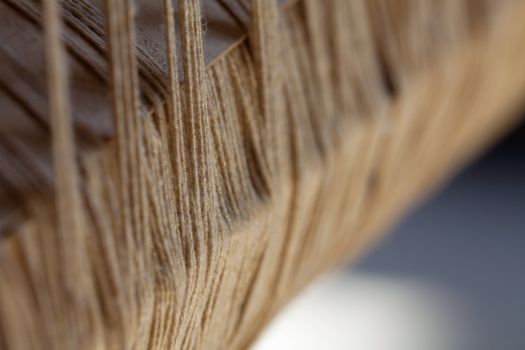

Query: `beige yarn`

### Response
(1, 0, 525, 349)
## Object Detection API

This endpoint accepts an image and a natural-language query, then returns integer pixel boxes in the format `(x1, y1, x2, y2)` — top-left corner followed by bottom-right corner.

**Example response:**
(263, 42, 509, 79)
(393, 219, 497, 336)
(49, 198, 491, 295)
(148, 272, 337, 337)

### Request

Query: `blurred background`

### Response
(254, 120, 525, 350)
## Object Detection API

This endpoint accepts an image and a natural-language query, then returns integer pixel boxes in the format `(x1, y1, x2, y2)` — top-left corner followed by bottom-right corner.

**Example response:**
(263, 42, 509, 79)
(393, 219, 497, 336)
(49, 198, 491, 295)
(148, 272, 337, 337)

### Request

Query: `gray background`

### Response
(356, 119, 525, 349)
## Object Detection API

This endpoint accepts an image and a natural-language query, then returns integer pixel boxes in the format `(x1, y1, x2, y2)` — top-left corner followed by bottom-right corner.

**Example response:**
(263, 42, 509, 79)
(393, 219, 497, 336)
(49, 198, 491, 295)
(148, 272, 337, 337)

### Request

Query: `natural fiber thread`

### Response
(1, 0, 525, 349)
(43, 0, 89, 348)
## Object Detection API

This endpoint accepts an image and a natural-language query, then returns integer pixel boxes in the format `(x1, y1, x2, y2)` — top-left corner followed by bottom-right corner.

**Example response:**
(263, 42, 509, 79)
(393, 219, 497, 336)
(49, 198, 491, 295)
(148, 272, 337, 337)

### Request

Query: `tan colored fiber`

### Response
(1, 0, 525, 349)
